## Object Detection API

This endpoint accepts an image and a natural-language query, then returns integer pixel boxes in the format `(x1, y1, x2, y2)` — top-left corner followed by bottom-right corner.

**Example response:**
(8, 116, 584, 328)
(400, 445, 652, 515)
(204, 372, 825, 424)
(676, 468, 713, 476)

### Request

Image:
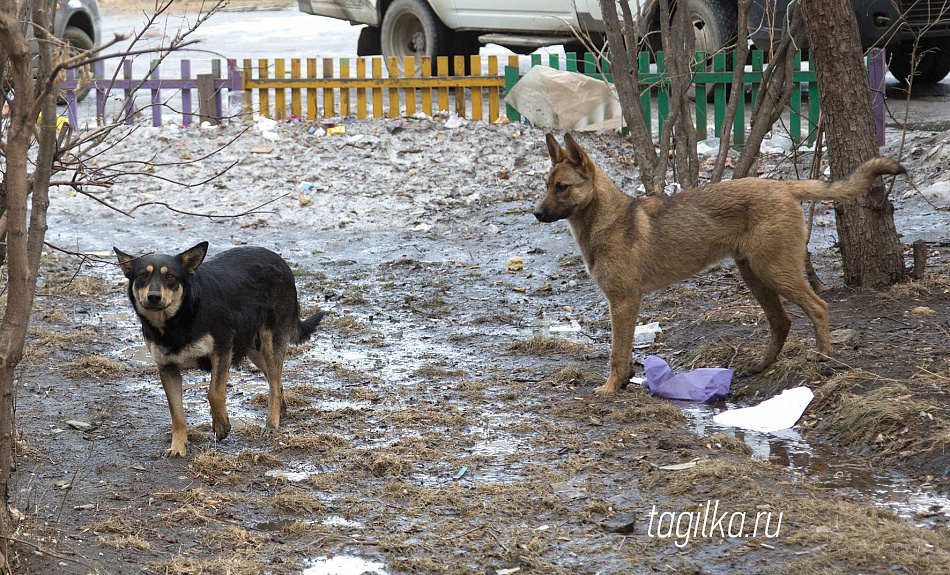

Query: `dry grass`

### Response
(610, 402, 686, 425)
(278, 433, 349, 451)
(551, 364, 606, 387)
(267, 490, 326, 515)
(98, 535, 154, 550)
(190, 451, 250, 478)
(507, 334, 603, 359)
(706, 433, 754, 455)
(89, 516, 130, 534)
(358, 451, 413, 477)
(64, 355, 124, 378)
(830, 384, 933, 444)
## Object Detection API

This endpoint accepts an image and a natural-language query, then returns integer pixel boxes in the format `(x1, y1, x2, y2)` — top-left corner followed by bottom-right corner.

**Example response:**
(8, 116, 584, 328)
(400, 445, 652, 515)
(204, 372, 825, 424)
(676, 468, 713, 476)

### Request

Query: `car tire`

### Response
(381, 0, 453, 73)
(59, 26, 95, 102)
(688, 0, 738, 56)
(887, 37, 950, 85)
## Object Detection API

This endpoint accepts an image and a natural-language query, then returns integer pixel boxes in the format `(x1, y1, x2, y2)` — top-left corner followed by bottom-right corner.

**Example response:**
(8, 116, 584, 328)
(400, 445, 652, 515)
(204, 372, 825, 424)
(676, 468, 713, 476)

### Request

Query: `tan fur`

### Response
(535, 133, 905, 394)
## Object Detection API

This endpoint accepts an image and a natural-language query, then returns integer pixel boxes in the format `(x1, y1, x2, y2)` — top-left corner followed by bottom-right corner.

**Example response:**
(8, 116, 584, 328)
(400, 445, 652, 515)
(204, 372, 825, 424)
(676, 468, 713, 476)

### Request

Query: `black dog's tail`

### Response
(296, 311, 328, 344)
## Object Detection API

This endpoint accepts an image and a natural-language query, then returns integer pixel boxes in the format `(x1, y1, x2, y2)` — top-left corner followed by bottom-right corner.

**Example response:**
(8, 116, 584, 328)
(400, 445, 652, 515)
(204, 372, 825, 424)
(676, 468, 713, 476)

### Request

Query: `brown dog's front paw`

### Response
(594, 376, 623, 395)
(805, 349, 830, 362)
(213, 418, 231, 442)
(164, 445, 187, 458)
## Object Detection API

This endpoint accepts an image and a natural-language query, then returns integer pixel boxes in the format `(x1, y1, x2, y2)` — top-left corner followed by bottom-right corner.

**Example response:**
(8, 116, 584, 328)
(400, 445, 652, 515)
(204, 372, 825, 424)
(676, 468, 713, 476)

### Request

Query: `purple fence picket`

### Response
(181, 60, 193, 126)
(123, 60, 134, 125)
(65, 68, 78, 127)
(150, 61, 162, 127)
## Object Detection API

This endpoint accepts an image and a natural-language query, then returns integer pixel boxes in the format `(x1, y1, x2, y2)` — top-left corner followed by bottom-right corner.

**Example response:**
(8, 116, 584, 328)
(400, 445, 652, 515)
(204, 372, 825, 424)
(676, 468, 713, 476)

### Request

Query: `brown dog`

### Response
(535, 133, 905, 394)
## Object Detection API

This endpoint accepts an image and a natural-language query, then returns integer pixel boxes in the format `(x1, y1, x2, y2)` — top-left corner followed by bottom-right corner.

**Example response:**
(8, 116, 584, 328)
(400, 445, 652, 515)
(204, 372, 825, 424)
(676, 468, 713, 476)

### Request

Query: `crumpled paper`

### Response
(640, 355, 733, 402)
(712, 387, 814, 433)
(505, 66, 624, 131)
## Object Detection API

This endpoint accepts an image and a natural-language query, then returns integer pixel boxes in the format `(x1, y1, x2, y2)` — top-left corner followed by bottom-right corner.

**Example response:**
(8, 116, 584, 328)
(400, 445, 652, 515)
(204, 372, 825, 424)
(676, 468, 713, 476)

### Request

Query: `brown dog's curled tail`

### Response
(789, 157, 906, 202)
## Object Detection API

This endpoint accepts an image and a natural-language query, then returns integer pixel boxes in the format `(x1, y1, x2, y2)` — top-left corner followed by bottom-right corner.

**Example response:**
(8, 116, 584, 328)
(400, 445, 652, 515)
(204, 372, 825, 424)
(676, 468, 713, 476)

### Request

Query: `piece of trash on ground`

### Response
(550, 319, 581, 333)
(634, 322, 663, 347)
(505, 66, 623, 131)
(640, 355, 732, 402)
(712, 386, 814, 433)
(248, 145, 273, 154)
(657, 461, 699, 471)
(506, 256, 523, 271)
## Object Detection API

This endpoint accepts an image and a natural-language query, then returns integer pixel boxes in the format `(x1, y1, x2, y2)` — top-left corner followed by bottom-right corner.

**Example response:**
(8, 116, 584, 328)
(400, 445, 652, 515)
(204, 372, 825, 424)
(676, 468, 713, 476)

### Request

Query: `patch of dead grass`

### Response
(98, 535, 154, 550)
(64, 355, 124, 378)
(552, 364, 606, 387)
(507, 334, 603, 359)
(278, 433, 349, 451)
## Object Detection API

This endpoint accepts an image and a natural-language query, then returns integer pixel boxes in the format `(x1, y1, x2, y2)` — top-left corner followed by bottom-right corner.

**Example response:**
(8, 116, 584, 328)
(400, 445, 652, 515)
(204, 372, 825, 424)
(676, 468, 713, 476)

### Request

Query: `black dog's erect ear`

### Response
(178, 242, 209, 275)
(546, 133, 565, 167)
(563, 133, 596, 179)
(113, 247, 136, 278)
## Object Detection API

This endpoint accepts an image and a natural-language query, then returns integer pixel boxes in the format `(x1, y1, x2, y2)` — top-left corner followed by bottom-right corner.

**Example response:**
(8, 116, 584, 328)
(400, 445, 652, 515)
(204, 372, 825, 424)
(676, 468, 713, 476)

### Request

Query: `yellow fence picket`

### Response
(470, 55, 482, 121)
(372, 58, 383, 118)
(488, 56, 499, 121)
(340, 59, 351, 117)
(258, 58, 269, 118)
(291, 59, 302, 118)
(404, 57, 416, 117)
(274, 58, 285, 120)
(422, 56, 432, 116)
(323, 58, 335, 118)
(387, 57, 399, 118)
(307, 58, 317, 120)
(437, 57, 449, 112)
(357, 58, 367, 119)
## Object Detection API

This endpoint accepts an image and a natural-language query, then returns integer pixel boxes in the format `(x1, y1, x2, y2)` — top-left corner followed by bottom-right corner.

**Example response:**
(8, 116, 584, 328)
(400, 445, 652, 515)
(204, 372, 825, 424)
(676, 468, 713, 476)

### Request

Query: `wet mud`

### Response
(9, 116, 950, 574)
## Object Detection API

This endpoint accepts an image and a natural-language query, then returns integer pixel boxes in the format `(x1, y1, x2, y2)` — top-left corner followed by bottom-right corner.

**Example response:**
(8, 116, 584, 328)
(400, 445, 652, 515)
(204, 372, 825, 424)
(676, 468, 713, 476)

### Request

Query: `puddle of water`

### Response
(302, 556, 388, 575)
(681, 401, 950, 526)
(117, 344, 152, 364)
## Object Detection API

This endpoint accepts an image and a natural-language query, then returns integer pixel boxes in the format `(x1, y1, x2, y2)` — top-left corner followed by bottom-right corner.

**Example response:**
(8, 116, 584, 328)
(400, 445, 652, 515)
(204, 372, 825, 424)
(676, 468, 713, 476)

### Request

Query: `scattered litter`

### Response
(261, 130, 280, 141)
(299, 182, 315, 191)
(66, 420, 94, 432)
(506, 256, 524, 271)
(712, 386, 814, 433)
(453, 466, 468, 480)
(253, 114, 278, 132)
(298, 195, 312, 207)
(326, 126, 346, 135)
(696, 138, 720, 156)
(634, 322, 663, 347)
(658, 461, 698, 471)
(505, 66, 623, 131)
(248, 145, 273, 154)
(640, 355, 732, 402)
(550, 319, 581, 333)
(443, 115, 464, 129)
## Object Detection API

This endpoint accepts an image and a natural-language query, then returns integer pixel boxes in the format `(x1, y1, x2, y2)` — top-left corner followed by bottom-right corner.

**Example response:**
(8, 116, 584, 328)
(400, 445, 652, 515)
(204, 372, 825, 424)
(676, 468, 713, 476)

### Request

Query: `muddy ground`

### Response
(5, 114, 950, 574)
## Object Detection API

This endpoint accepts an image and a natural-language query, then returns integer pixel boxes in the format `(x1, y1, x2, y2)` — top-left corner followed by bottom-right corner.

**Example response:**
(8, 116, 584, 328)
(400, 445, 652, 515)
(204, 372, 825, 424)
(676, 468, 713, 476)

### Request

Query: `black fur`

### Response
(124, 245, 323, 368)
(114, 242, 325, 456)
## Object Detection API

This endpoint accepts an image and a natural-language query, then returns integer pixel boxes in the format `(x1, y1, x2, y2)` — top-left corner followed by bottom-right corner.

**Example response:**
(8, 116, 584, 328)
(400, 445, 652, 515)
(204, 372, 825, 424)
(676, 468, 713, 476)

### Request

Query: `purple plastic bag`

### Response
(641, 355, 733, 402)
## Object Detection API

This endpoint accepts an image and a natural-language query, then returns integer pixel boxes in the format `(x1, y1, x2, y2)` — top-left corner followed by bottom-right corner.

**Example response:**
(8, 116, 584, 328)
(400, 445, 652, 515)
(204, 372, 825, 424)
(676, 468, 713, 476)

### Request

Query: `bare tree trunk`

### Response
(659, 0, 698, 190)
(733, 4, 803, 178)
(598, 0, 661, 193)
(710, 0, 751, 183)
(801, 0, 905, 288)
(0, 0, 57, 544)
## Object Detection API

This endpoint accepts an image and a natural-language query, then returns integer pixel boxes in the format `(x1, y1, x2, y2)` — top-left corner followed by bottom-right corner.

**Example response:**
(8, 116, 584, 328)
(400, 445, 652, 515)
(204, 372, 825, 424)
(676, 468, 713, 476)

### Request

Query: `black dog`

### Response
(114, 242, 326, 456)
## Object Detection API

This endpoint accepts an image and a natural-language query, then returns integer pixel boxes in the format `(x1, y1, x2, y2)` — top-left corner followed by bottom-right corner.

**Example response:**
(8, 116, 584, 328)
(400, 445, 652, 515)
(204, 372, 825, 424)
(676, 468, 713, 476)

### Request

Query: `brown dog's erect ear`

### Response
(178, 242, 209, 275)
(114, 247, 136, 277)
(545, 133, 564, 166)
(563, 133, 595, 178)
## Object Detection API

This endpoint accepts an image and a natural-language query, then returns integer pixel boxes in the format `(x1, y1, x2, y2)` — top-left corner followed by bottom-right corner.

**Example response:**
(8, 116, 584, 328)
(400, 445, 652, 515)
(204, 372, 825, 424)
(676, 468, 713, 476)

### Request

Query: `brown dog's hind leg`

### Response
(736, 259, 791, 373)
(208, 355, 232, 442)
(751, 260, 832, 364)
(158, 364, 188, 457)
(597, 296, 640, 394)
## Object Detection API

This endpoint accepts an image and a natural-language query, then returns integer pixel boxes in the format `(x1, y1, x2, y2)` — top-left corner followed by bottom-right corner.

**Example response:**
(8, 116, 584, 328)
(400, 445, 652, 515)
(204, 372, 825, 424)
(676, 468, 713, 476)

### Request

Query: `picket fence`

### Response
(58, 50, 887, 149)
